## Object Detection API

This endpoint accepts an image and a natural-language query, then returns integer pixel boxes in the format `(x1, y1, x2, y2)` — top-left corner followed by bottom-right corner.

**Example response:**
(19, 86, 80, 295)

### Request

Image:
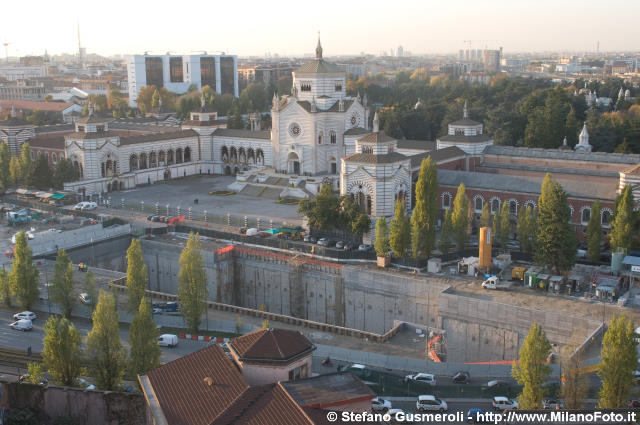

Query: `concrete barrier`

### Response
(28, 224, 131, 257)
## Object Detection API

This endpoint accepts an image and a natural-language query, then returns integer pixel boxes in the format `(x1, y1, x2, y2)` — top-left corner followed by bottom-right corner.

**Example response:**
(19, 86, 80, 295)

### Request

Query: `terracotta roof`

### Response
(343, 152, 409, 165)
(230, 328, 315, 363)
(28, 133, 66, 149)
(0, 100, 74, 112)
(623, 163, 640, 175)
(144, 344, 248, 425)
(120, 129, 198, 145)
(213, 383, 314, 425)
(343, 127, 369, 136)
(437, 134, 493, 143)
(281, 372, 375, 409)
(409, 146, 466, 168)
(449, 118, 482, 127)
(357, 131, 395, 144)
(214, 128, 271, 140)
(397, 139, 436, 151)
(295, 59, 344, 74)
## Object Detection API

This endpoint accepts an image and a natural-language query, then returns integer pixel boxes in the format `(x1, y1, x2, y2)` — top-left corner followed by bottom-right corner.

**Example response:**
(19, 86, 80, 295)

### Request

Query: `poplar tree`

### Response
(512, 322, 552, 409)
(479, 202, 491, 228)
(498, 200, 511, 250)
(535, 174, 577, 273)
(598, 315, 638, 408)
(586, 200, 602, 262)
(517, 206, 530, 253)
(439, 210, 453, 255)
(50, 249, 76, 318)
(9, 156, 21, 186)
(42, 316, 83, 386)
(126, 239, 148, 314)
(0, 142, 10, 189)
(451, 183, 469, 251)
(374, 217, 390, 257)
(410, 157, 438, 258)
(20, 142, 33, 186)
(86, 290, 127, 390)
(178, 233, 208, 334)
(129, 297, 161, 376)
(389, 199, 410, 258)
(9, 231, 39, 310)
(609, 185, 634, 253)
(0, 268, 11, 307)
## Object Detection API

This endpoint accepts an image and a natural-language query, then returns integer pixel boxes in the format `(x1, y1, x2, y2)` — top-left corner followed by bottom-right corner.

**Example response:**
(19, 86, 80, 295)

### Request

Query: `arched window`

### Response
(149, 152, 157, 168)
(256, 149, 264, 165)
(330, 131, 336, 144)
(175, 148, 183, 164)
(601, 209, 612, 227)
(139, 153, 148, 170)
(247, 148, 255, 164)
(473, 195, 484, 213)
(524, 200, 536, 210)
(167, 150, 174, 165)
(221, 146, 228, 163)
(329, 156, 337, 174)
(362, 146, 373, 154)
(159, 150, 166, 165)
(230, 147, 237, 163)
(129, 154, 138, 171)
(184, 147, 191, 162)
(490, 198, 500, 215)
(581, 207, 591, 225)
(317, 132, 323, 145)
(442, 193, 451, 209)
(509, 200, 518, 215)
(52, 153, 57, 163)
(238, 147, 246, 164)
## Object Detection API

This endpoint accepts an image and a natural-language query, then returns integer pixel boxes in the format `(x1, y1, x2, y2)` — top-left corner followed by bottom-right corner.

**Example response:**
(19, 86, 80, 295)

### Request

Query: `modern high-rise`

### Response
(126, 54, 238, 107)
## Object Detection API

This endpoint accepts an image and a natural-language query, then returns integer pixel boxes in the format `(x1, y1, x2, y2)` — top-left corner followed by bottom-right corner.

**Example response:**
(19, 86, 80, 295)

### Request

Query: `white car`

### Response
(10, 319, 32, 331)
(371, 397, 392, 412)
(79, 293, 91, 304)
(416, 394, 447, 412)
(13, 311, 36, 321)
(158, 334, 178, 347)
(74, 202, 88, 210)
(493, 396, 518, 411)
(404, 372, 436, 386)
(82, 202, 98, 211)
(385, 408, 410, 424)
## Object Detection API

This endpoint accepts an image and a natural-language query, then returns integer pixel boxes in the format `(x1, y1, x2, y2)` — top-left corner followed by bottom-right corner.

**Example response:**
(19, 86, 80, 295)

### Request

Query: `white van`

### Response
(246, 228, 259, 236)
(158, 334, 178, 347)
(10, 319, 33, 331)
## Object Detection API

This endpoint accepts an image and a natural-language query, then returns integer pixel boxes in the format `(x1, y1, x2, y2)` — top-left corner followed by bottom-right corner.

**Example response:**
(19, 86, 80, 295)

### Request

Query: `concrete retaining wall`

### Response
(29, 224, 131, 257)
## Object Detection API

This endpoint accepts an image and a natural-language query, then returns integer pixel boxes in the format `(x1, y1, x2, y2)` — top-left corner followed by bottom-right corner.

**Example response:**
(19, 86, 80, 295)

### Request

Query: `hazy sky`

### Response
(3, 0, 639, 57)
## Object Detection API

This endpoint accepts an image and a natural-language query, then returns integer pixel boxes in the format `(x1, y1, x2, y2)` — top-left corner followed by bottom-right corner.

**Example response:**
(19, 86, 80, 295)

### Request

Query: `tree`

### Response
(297, 184, 340, 231)
(136, 85, 157, 113)
(497, 201, 511, 250)
(0, 142, 10, 189)
(389, 199, 410, 257)
(42, 316, 83, 386)
(86, 290, 127, 391)
(586, 200, 602, 262)
(339, 196, 371, 236)
(126, 239, 148, 314)
(479, 202, 491, 228)
(609, 185, 634, 253)
(374, 217, 390, 257)
(129, 297, 161, 376)
(83, 271, 98, 310)
(598, 315, 638, 408)
(535, 174, 577, 273)
(31, 154, 53, 190)
(439, 210, 453, 255)
(512, 322, 552, 409)
(0, 268, 11, 307)
(517, 205, 536, 254)
(8, 231, 39, 310)
(52, 158, 79, 189)
(178, 233, 208, 333)
(9, 156, 21, 186)
(25, 362, 45, 384)
(151, 89, 160, 108)
(410, 157, 438, 258)
(20, 142, 33, 186)
(227, 104, 244, 129)
(50, 249, 76, 318)
(451, 183, 470, 251)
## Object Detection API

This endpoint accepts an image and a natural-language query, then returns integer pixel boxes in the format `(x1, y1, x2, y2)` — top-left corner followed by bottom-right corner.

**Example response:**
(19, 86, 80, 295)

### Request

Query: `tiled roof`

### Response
(438, 134, 493, 143)
(357, 131, 395, 144)
(484, 145, 640, 164)
(295, 59, 344, 74)
(409, 146, 465, 168)
(214, 128, 271, 140)
(230, 328, 315, 363)
(120, 129, 198, 145)
(144, 344, 248, 425)
(0, 117, 32, 127)
(183, 119, 227, 127)
(622, 163, 640, 175)
(66, 130, 121, 140)
(397, 139, 436, 151)
(281, 372, 375, 409)
(28, 134, 66, 149)
(76, 113, 112, 124)
(343, 127, 369, 136)
(449, 118, 482, 126)
(343, 152, 409, 165)
(479, 161, 620, 178)
(35, 124, 74, 134)
(0, 99, 74, 112)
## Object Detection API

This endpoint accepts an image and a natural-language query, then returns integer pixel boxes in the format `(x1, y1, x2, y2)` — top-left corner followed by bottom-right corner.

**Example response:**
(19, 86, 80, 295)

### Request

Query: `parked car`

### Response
(384, 408, 410, 424)
(335, 241, 345, 249)
(13, 311, 36, 321)
(74, 202, 89, 211)
(151, 216, 161, 222)
(317, 238, 330, 246)
(339, 363, 371, 379)
(371, 397, 392, 412)
(49, 200, 64, 207)
(344, 242, 356, 251)
(542, 398, 564, 409)
(158, 334, 178, 347)
(404, 373, 436, 386)
(466, 408, 489, 424)
(81, 202, 97, 211)
(10, 319, 32, 331)
(492, 396, 518, 411)
(452, 371, 470, 384)
(146, 215, 154, 221)
(358, 244, 372, 251)
(79, 293, 91, 305)
(416, 394, 447, 412)
(303, 235, 317, 243)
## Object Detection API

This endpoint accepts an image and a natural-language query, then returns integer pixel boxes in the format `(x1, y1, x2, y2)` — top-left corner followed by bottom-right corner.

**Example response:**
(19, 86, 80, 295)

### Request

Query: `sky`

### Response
(2, 0, 639, 58)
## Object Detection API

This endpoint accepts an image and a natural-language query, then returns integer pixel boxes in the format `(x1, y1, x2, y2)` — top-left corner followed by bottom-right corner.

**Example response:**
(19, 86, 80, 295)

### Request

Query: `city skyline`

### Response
(2, 0, 639, 58)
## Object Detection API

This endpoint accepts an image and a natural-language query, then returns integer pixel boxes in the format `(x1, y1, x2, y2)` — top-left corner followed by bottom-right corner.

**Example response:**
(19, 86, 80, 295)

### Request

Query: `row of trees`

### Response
(351, 72, 640, 153)
(513, 316, 637, 410)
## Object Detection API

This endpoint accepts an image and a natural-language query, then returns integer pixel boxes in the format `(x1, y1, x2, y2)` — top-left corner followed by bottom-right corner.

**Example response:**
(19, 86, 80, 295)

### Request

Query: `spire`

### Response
(463, 100, 468, 119)
(338, 96, 344, 112)
(372, 111, 379, 133)
(356, 92, 361, 104)
(315, 32, 323, 59)
(311, 96, 317, 112)
(272, 92, 278, 109)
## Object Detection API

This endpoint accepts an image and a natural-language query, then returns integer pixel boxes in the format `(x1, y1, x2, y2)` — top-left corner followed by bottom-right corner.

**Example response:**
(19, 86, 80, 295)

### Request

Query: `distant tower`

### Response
(315, 32, 322, 59)
(77, 21, 85, 68)
(463, 100, 469, 119)
(397, 45, 403, 57)
(575, 122, 592, 152)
